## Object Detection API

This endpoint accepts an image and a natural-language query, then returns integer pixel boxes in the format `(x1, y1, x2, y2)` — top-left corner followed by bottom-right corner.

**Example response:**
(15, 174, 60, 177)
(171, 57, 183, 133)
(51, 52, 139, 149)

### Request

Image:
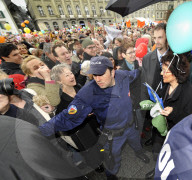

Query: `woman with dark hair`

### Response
(159, 52, 192, 127)
(146, 53, 192, 179)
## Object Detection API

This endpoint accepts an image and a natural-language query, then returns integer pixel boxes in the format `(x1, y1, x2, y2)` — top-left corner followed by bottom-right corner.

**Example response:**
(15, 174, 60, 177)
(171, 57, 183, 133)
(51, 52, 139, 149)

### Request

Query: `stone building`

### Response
(25, 0, 189, 30)
(127, 0, 189, 24)
(25, 0, 117, 31)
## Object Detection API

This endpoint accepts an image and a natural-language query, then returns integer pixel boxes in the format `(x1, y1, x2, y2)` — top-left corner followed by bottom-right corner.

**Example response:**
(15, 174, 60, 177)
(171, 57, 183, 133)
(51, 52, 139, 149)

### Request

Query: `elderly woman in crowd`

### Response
(50, 63, 81, 114)
(21, 55, 60, 107)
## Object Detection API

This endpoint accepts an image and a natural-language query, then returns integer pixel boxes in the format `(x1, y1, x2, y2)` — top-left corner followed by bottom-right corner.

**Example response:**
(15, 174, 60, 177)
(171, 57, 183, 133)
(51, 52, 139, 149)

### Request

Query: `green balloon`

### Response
(152, 115, 168, 136)
(140, 100, 155, 110)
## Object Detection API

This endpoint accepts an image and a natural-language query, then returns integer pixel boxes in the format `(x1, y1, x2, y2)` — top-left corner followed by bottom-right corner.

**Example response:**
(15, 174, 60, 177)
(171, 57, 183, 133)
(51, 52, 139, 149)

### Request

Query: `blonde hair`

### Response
(0, 69, 8, 80)
(21, 55, 41, 75)
(33, 95, 50, 107)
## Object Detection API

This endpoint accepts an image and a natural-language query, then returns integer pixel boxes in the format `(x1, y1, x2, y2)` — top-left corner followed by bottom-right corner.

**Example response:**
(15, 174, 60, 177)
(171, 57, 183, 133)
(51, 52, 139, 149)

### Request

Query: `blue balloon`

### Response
(55, 31, 58, 34)
(41, 30, 45, 34)
(166, 2, 192, 54)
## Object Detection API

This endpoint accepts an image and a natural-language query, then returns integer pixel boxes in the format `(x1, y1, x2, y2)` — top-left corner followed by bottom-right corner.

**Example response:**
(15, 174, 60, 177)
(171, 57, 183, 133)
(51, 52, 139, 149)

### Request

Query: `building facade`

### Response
(126, 0, 189, 23)
(25, 0, 189, 31)
(25, 0, 117, 31)
(0, 0, 19, 35)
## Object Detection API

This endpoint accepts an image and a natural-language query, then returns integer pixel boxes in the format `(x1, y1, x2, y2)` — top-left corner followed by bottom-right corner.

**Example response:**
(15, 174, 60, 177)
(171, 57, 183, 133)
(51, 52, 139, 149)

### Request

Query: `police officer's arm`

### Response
(39, 96, 93, 136)
(124, 69, 141, 84)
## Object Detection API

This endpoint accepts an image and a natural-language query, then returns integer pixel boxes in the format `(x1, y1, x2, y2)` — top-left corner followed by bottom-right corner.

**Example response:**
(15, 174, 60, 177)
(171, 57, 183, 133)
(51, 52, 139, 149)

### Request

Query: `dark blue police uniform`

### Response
(40, 69, 142, 175)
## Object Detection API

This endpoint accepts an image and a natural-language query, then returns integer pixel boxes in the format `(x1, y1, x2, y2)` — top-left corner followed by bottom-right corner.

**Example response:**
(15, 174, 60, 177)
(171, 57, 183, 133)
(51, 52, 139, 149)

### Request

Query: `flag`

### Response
(137, 20, 145, 28)
(144, 83, 164, 109)
(126, 20, 131, 28)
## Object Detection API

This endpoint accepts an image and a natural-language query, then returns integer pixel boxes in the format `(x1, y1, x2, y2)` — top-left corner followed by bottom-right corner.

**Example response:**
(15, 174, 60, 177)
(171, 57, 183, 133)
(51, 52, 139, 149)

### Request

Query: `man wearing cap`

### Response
(40, 56, 149, 179)
(82, 38, 97, 61)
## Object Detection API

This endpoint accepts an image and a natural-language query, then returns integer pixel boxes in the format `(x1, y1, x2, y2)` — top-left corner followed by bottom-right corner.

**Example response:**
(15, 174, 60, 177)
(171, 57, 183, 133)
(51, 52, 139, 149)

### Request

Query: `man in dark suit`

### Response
(140, 23, 170, 179)
(141, 23, 169, 100)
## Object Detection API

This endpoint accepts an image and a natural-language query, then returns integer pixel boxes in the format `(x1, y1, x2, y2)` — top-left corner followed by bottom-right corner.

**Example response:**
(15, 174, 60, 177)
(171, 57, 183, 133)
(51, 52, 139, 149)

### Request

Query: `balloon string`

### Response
(155, 54, 175, 93)
(175, 53, 186, 74)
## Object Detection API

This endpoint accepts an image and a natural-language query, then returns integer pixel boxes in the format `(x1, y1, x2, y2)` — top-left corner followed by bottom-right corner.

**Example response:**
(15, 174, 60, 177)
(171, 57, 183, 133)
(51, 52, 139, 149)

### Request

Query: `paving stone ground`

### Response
(81, 129, 156, 180)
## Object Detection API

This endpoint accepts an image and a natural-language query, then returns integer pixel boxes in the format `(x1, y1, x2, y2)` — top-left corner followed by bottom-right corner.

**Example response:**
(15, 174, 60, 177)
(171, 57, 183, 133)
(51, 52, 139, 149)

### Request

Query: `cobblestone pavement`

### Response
(81, 130, 156, 180)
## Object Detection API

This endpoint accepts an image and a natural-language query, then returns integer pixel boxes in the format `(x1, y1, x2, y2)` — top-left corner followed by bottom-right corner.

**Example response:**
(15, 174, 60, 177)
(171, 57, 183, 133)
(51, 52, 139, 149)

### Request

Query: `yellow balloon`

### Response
(24, 27, 31, 34)
(4, 23, 11, 30)
(38, 32, 43, 35)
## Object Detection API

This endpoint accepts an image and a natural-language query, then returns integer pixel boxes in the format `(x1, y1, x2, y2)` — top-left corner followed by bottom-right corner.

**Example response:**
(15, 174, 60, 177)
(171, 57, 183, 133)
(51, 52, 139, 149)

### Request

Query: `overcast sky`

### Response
(11, 0, 26, 8)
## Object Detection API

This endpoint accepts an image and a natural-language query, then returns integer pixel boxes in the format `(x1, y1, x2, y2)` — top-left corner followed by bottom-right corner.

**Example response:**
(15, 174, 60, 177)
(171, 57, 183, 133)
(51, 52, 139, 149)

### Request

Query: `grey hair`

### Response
(43, 43, 53, 54)
(50, 63, 71, 82)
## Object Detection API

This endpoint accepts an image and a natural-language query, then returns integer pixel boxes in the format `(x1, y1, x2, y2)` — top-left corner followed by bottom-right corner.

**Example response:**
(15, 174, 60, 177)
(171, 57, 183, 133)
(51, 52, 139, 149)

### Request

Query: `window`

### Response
(53, 22, 59, 30)
(47, 6, 54, 15)
(63, 21, 69, 28)
(160, 12, 163, 18)
(100, 7, 104, 16)
(92, 5, 96, 15)
(58, 5, 64, 15)
(85, 6, 89, 15)
(76, 5, 81, 15)
(107, 10, 111, 16)
(0, 11, 5, 18)
(156, 12, 159, 18)
(72, 21, 76, 26)
(102, 20, 106, 25)
(37, 6, 45, 16)
(44, 22, 51, 30)
(0, 22, 5, 29)
(95, 20, 98, 26)
(67, 5, 73, 15)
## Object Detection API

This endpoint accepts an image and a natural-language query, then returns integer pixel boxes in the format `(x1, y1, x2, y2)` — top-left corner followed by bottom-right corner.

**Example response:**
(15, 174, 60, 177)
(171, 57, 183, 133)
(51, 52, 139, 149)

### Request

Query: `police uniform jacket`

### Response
(40, 70, 140, 136)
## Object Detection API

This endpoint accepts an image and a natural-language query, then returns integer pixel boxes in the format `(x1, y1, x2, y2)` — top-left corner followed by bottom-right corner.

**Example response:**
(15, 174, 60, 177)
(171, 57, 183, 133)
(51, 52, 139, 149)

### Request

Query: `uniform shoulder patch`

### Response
(68, 105, 77, 114)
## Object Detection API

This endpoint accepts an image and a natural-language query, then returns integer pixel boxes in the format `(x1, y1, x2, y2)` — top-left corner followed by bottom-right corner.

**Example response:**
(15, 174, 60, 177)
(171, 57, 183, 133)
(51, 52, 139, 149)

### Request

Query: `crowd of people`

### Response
(0, 22, 192, 180)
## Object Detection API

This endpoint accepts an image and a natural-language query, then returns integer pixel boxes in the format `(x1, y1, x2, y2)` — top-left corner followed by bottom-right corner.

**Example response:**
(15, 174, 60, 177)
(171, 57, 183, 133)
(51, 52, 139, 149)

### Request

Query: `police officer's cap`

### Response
(87, 56, 113, 75)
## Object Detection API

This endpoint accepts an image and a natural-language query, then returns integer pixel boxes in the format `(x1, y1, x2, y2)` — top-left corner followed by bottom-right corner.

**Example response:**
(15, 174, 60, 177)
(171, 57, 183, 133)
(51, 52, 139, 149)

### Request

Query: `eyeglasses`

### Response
(126, 51, 135, 55)
(86, 46, 96, 50)
(161, 69, 172, 75)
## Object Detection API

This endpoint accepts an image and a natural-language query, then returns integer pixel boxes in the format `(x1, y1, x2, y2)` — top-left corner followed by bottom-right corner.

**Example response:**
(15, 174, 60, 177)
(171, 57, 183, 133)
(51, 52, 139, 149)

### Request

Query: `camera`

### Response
(0, 78, 15, 95)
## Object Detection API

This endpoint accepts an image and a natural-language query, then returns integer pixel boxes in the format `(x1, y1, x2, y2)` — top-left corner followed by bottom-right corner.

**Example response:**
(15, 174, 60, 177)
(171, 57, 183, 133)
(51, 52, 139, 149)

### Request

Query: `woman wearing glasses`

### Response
(120, 42, 143, 134)
(153, 52, 192, 163)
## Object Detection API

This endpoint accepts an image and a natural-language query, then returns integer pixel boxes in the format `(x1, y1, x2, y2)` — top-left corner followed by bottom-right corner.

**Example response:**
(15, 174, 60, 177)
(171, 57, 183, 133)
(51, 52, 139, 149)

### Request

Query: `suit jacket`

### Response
(141, 49, 162, 101)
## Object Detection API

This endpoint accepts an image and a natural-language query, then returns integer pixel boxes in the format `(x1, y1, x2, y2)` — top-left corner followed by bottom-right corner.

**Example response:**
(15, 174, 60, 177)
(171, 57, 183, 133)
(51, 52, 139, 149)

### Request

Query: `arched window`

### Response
(67, 5, 73, 15)
(76, 5, 81, 15)
(92, 5, 96, 15)
(37, 6, 45, 16)
(156, 12, 159, 18)
(47, 6, 54, 15)
(53, 22, 59, 30)
(58, 5, 64, 15)
(44, 22, 51, 30)
(160, 12, 163, 18)
(102, 20, 106, 25)
(72, 21, 76, 26)
(95, 20, 98, 26)
(100, 7, 104, 16)
(85, 6, 89, 15)
(63, 21, 69, 28)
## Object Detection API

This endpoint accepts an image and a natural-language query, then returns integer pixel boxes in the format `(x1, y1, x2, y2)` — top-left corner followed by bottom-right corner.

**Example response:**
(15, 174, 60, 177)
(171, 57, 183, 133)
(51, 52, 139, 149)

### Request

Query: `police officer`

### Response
(40, 56, 149, 179)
